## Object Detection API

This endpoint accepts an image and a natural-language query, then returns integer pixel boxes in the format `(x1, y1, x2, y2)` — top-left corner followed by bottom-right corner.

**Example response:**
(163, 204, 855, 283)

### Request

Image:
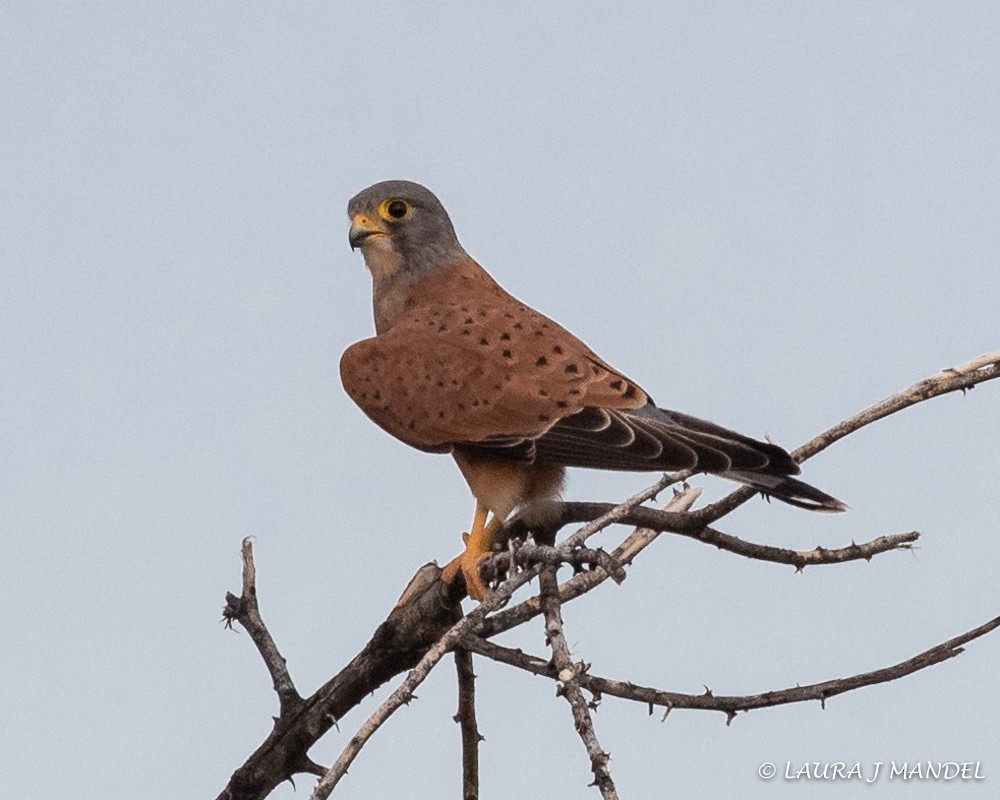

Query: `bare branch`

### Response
(465, 612, 1000, 721)
(454, 648, 481, 800)
(219, 564, 462, 800)
(477, 521, 916, 643)
(222, 537, 300, 713)
(795, 351, 1000, 462)
(539, 567, 618, 799)
(508, 502, 919, 568)
(694, 350, 1000, 522)
(309, 547, 553, 799)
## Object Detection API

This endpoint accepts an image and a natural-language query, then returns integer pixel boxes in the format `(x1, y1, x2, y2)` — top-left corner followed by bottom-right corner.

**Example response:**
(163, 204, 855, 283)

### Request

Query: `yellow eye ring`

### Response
(378, 198, 411, 222)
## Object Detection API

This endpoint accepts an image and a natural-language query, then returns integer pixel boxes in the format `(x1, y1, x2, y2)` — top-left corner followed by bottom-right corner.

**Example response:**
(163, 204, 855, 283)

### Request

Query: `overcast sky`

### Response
(3, 3, 999, 799)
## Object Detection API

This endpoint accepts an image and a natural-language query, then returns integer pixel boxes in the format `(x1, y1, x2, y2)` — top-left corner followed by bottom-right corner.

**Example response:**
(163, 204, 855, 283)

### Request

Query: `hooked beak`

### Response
(349, 214, 387, 250)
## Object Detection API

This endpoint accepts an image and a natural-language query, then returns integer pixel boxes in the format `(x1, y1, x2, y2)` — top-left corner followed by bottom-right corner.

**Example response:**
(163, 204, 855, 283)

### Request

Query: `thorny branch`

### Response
(501, 504, 920, 572)
(463, 612, 1000, 724)
(539, 567, 618, 799)
(219, 351, 1000, 800)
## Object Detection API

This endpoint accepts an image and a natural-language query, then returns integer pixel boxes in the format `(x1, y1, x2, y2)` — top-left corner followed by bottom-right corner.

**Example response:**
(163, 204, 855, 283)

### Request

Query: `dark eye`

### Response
(386, 199, 408, 219)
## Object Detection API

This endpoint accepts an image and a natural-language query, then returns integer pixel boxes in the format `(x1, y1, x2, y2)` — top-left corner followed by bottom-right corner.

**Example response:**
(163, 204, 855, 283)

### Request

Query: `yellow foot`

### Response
(440, 504, 504, 601)
(442, 547, 490, 601)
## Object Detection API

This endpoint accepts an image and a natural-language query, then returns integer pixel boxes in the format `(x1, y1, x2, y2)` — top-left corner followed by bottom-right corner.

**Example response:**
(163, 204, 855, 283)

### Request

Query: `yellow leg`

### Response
(442, 502, 504, 601)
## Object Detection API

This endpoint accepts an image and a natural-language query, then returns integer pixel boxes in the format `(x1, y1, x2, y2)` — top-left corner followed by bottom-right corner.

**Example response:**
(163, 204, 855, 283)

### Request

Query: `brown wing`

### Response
(341, 281, 846, 511)
(339, 298, 648, 453)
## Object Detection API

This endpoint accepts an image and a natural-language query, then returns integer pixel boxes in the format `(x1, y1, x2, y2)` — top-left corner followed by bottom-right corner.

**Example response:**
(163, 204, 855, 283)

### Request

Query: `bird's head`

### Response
(347, 180, 468, 282)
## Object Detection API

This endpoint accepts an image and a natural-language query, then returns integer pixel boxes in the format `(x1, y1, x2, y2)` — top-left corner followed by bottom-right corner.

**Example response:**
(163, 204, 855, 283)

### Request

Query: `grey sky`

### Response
(2, 3, 998, 798)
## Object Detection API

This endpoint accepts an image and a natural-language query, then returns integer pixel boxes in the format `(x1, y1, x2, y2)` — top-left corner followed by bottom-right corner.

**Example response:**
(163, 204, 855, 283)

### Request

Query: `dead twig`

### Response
(222, 538, 300, 714)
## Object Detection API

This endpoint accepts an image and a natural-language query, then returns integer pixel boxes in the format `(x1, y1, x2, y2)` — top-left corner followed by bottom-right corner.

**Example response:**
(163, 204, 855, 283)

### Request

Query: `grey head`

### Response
(347, 180, 469, 279)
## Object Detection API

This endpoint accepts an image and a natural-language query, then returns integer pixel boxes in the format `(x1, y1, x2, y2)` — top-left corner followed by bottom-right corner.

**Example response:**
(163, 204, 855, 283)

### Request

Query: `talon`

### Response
(442, 550, 490, 601)
(440, 503, 504, 602)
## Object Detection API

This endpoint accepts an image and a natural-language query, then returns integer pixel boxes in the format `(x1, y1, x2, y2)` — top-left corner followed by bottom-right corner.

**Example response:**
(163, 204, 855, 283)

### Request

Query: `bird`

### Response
(341, 180, 845, 600)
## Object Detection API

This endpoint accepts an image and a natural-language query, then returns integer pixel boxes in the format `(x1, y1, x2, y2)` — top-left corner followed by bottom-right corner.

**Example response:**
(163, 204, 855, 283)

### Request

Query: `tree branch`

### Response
(796, 351, 1000, 461)
(539, 567, 618, 799)
(218, 564, 462, 800)
(222, 538, 300, 714)
(477, 523, 917, 644)
(506, 502, 919, 569)
(454, 648, 481, 800)
(693, 351, 1000, 523)
(309, 544, 556, 799)
(464, 612, 1000, 723)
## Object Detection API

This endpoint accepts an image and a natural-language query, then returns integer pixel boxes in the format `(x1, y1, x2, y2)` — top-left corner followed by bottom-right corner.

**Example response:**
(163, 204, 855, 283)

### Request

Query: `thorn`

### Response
(702, 685, 714, 697)
(299, 756, 327, 777)
(725, 710, 736, 726)
(660, 705, 672, 722)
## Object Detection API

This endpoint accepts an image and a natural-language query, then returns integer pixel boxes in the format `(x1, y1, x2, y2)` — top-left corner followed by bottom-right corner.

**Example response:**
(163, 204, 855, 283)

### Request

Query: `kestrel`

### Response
(342, 180, 845, 600)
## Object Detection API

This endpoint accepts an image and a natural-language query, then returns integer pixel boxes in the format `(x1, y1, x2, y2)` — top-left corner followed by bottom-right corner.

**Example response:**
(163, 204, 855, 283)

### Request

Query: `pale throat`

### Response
(361, 238, 409, 333)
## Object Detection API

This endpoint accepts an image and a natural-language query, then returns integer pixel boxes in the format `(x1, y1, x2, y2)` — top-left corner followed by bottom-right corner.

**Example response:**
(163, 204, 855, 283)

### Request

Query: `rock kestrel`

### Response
(341, 180, 844, 600)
